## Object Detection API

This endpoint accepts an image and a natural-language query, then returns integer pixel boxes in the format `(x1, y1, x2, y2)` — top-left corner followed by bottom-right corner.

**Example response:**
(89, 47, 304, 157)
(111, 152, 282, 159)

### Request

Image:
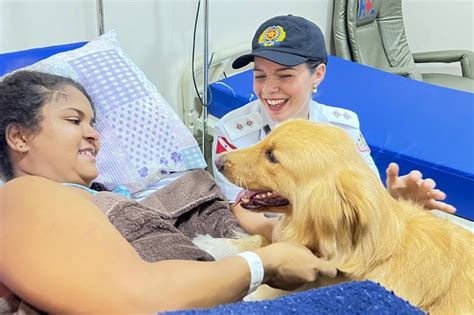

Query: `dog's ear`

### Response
(284, 168, 378, 258)
(335, 169, 373, 245)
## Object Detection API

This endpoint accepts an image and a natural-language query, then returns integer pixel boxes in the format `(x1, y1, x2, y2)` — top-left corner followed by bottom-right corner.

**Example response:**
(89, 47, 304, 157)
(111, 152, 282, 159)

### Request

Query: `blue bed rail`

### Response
(0, 42, 87, 77)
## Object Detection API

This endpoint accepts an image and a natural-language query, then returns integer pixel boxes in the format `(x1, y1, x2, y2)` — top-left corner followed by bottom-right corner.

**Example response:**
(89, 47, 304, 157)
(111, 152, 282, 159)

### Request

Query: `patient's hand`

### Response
(257, 242, 337, 291)
(231, 202, 276, 241)
(271, 219, 283, 243)
(386, 162, 456, 213)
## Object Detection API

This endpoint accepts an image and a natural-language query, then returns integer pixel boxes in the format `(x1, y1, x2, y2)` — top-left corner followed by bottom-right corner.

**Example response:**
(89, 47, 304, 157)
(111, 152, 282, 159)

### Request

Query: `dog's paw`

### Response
(192, 235, 241, 260)
(244, 284, 289, 301)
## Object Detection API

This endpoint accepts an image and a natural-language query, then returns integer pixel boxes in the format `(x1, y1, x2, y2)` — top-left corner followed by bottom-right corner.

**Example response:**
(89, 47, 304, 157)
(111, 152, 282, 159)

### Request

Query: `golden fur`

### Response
(220, 119, 474, 314)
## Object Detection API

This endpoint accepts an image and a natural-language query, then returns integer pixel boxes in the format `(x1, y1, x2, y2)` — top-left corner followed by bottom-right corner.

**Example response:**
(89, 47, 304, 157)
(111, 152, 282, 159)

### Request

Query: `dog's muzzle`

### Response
(214, 154, 226, 173)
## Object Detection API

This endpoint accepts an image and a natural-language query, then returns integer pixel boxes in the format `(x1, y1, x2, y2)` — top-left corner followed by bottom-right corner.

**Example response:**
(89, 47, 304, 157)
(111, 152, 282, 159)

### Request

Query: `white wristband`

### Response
(237, 251, 265, 295)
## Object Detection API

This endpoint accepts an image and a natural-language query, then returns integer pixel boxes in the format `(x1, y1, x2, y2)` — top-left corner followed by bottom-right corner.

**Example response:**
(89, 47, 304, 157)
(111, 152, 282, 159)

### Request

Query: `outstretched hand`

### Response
(385, 163, 456, 214)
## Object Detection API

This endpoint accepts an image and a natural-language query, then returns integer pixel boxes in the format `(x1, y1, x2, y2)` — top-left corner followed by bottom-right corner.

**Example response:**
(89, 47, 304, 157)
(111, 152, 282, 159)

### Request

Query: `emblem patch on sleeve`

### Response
(216, 136, 237, 154)
(357, 134, 370, 152)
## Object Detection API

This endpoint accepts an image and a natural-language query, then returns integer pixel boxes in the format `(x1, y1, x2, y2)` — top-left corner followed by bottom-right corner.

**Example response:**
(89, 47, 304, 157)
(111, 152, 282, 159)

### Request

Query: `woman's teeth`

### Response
(266, 99, 286, 108)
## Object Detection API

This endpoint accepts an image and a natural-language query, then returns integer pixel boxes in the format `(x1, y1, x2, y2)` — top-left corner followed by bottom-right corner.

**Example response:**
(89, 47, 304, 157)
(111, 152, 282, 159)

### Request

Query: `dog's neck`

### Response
(335, 195, 408, 278)
(280, 182, 409, 278)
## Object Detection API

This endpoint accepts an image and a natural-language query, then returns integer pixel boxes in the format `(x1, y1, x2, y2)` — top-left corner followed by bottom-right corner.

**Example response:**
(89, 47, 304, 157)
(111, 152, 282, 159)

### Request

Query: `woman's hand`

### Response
(386, 162, 456, 213)
(255, 242, 337, 291)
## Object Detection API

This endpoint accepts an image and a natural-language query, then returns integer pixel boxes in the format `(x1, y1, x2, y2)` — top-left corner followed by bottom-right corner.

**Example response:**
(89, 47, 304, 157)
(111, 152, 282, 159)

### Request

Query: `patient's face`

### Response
(253, 57, 318, 122)
(20, 85, 100, 186)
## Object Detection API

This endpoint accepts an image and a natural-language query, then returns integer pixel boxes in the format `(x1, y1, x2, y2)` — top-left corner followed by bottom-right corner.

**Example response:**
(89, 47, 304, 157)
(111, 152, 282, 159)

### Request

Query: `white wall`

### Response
(1, 0, 473, 116)
(0, 0, 333, 115)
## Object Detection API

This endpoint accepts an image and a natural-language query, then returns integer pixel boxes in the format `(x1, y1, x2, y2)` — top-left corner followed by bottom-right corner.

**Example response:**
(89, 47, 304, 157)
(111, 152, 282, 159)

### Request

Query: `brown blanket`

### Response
(94, 169, 243, 262)
(1, 170, 242, 314)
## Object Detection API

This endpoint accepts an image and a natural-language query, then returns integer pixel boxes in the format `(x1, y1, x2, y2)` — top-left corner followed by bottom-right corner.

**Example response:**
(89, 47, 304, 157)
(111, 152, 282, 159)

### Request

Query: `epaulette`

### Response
(223, 112, 263, 141)
(321, 105, 360, 129)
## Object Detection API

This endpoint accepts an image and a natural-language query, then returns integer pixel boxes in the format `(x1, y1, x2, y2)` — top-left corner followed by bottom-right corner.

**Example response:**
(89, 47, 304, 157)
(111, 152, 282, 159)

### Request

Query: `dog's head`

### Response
(217, 119, 388, 257)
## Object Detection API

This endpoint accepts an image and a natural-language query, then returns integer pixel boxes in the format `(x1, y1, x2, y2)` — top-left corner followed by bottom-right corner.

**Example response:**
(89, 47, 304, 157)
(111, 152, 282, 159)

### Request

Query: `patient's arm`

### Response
(230, 202, 277, 241)
(0, 176, 333, 313)
(0, 176, 253, 313)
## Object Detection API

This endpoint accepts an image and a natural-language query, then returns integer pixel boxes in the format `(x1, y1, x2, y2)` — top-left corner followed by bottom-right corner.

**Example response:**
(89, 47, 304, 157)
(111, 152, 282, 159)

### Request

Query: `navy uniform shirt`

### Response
(212, 100, 380, 202)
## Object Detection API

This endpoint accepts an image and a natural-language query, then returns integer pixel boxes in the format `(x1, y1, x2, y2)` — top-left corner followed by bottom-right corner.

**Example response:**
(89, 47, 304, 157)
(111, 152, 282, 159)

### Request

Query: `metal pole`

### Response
(202, 0, 209, 160)
(96, 0, 105, 36)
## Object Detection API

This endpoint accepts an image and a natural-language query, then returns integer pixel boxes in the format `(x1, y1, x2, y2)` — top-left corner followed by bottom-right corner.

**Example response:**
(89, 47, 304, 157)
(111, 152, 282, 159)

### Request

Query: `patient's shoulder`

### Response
(320, 104, 360, 129)
(1, 176, 53, 210)
(0, 176, 81, 215)
(1, 175, 60, 195)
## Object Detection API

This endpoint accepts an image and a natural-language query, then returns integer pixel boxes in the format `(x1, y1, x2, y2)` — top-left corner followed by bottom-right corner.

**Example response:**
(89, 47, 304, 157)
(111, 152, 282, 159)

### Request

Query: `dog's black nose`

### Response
(215, 154, 225, 173)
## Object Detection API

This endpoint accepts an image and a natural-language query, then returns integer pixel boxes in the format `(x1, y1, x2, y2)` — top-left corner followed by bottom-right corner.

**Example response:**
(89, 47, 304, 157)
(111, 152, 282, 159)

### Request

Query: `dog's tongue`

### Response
(236, 190, 289, 210)
(236, 190, 262, 202)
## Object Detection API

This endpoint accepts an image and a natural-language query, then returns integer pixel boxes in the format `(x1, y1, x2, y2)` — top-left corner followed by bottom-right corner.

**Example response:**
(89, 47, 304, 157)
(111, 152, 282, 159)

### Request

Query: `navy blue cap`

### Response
(232, 15, 328, 69)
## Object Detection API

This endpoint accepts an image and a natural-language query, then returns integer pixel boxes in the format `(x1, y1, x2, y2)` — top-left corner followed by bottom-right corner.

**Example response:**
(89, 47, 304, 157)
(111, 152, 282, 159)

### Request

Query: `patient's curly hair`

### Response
(0, 70, 95, 182)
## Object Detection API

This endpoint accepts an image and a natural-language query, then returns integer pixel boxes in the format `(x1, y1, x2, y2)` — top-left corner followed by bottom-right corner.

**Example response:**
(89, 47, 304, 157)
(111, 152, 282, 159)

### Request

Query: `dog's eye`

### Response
(265, 149, 279, 163)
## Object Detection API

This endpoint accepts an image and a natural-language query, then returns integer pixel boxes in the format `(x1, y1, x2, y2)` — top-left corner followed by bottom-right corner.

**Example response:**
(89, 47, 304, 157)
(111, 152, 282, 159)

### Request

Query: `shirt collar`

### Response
(309, 100, 330, 123)
(259, 100, 329, 139)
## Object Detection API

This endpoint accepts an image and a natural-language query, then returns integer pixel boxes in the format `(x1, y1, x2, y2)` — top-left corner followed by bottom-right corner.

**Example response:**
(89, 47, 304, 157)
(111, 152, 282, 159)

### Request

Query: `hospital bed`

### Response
(178, 44, 251, 135)
(0, 39, 466, 314)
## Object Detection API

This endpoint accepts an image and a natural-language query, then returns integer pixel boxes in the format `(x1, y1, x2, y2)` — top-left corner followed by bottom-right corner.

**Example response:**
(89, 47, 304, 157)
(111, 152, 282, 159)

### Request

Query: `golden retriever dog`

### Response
(215, 119, 474, 315)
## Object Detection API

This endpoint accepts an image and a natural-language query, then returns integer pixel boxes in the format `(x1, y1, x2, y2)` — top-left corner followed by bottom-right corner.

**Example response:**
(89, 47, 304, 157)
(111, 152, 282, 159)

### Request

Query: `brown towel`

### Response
(93, 169, 243, 262)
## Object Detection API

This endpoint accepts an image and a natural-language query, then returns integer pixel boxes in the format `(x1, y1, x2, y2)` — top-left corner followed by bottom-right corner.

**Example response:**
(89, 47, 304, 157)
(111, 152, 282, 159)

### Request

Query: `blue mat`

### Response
(166, 280, 423, 314)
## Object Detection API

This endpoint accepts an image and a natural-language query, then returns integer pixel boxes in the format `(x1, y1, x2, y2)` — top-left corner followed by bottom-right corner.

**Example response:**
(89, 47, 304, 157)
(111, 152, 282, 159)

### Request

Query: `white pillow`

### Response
(26, 31, 206, 192)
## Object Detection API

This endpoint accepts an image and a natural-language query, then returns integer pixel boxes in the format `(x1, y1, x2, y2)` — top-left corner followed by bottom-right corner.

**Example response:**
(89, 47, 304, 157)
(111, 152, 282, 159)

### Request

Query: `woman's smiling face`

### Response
(17, 85, 100, 186)
(253, 57, 324, 122)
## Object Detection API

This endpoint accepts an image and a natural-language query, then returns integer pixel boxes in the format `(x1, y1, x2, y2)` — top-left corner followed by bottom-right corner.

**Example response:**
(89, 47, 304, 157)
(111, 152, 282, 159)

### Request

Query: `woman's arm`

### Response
(0, 176, 333, 313)
(385, 162, 456, 213)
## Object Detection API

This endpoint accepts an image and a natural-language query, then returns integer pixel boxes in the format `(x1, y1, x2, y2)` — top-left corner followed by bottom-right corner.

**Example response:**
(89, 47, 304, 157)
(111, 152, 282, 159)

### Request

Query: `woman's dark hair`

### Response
(0, 70, 95, 181)
(304, 60, 324, 75)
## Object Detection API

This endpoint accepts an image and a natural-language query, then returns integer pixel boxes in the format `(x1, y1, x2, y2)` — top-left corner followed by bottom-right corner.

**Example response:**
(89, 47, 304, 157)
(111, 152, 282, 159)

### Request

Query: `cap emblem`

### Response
(258, 25, 286, 47)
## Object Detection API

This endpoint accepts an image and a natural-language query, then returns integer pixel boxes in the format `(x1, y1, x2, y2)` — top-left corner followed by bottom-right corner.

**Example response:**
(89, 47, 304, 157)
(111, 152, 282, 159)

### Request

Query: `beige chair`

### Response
(333, 0, 474, 93)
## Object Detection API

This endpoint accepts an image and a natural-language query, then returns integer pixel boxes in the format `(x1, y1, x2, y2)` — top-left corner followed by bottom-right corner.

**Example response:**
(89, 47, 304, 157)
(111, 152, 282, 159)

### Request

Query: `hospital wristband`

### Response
(236, 251, 265, 295)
